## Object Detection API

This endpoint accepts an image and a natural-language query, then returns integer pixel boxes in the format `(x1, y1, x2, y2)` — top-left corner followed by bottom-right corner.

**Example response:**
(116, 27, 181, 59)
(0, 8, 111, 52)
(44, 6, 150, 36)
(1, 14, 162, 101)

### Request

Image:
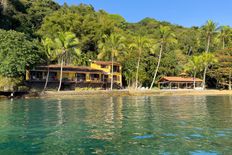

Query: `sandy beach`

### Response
(38, 89, 232, 98)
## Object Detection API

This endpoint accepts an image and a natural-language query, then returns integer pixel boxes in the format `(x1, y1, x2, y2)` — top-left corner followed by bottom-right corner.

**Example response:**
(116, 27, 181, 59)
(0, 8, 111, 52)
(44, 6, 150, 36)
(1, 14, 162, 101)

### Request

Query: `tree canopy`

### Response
(0, 29, 44, 77)
(1, 1, 232, 89)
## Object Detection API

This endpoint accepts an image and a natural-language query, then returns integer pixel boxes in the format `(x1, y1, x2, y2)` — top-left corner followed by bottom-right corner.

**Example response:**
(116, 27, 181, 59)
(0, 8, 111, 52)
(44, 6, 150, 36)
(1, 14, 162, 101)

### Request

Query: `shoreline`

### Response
(36, 89, 232, 98)
(1, 89, 232, 100)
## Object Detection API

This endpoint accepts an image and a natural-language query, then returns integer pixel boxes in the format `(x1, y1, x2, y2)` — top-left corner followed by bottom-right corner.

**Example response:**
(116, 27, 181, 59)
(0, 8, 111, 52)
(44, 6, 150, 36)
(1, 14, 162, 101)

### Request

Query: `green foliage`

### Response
(0, 75, 22, 91)
(38, 5, 120, 53)
(202, 20, 218, 38)
(1, 1, 232, 89)
(42, 37, 56, 61)
(18, 0, 60, 35)
(176, 28, 202, 55)
(0, 29, 44, 77)
(0, 0, 25, 30)
(202, 20, 218, 52)
(129, 36, 152, 88)
(157, 25, 177, 45)
(210, 49, 232, 88)
(185, 55, 203, 76)
(0, 0, 59, 36)
(53, 31, 81, 64)
(218, 26, 232, 49)
(51, 31, 80, 91)
(98, 33, 126, 60)
(98, 33, 125, 90)
(201, 52, 218, 67)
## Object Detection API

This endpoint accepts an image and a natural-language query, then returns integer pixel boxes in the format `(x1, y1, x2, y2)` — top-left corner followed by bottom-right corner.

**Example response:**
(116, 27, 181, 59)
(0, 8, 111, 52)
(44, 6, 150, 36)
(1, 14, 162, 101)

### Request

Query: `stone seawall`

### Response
(38, 90, 232, 98)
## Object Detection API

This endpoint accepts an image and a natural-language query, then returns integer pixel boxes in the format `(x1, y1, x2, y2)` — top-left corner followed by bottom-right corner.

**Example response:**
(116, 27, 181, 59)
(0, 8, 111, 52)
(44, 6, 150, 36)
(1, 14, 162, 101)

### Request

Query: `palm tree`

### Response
(201, 20, 217, 90)
(98, 33, 125, 90)
(0, 0, 8, 14)
(150, 26, 177, 89)
(41, 38, 56, 91)
(185, 56, 203, 89)
(217, 27, 232, 89)
(129, 36, 151, 89)
(202, 20, 217, 53)
(201, 53, 218, 89)
(122, 46, 136, 88)
(218, 26, 232, 49)
(225, 50, 232, 90)
(54, 32, 80, 92)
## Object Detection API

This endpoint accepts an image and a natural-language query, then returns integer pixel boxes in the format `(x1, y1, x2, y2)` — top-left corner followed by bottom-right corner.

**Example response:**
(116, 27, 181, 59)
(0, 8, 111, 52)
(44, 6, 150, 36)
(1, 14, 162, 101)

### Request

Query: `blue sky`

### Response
(55, 0, 232, 27)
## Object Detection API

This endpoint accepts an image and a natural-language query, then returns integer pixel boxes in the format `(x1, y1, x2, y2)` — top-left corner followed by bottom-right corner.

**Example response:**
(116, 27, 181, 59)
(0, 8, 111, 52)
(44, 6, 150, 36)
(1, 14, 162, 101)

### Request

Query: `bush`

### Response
(0, 29, 45, 77)
(0, 76, 22, 91)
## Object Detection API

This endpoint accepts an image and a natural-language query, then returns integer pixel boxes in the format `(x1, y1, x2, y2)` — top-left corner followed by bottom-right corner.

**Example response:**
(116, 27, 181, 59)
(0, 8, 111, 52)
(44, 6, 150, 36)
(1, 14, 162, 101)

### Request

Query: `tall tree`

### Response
(129, 36, 151, 89)
(201, 53, 218, 89)
(218, 26, 232, 49)
(18, 0, 60, 35)
(202, 20, 217, 89)
(0, 0, 25, 30)
(41, 38, 55, 91)
(0, 29, 43, 77)
(98, 33, 125, 90)
(38, 4, 115, 54)
(53, 32, 80, 92)
(202, 20, 217, 53)
(185, 56, 203, 89)
(150, 26, 177, 89)
(209, 49, 232, 90)
(219, 26, 232, 90)
(121, 42, 137, 87)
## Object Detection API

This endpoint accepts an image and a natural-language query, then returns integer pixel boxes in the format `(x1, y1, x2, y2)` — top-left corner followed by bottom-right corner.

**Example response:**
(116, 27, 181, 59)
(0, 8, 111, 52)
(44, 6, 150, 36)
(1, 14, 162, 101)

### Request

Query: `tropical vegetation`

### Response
(1, 0, 232, 90)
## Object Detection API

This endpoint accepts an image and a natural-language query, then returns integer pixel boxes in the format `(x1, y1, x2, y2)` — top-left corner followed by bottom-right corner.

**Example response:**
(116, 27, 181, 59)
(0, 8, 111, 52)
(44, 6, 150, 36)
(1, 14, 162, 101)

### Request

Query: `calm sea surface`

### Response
(0, 95, 232, 155)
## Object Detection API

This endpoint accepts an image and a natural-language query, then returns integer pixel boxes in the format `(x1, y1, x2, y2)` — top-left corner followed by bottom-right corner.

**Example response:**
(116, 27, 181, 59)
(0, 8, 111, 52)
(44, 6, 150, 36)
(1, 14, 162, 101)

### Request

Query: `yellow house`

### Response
(90, 61, 122, 85)
(26, 61, 122, 89)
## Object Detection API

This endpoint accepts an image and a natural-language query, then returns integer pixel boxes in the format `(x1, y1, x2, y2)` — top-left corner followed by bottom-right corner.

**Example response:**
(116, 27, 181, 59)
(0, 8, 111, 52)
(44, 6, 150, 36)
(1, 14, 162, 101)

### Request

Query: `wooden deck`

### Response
(25, 80, 122, 90)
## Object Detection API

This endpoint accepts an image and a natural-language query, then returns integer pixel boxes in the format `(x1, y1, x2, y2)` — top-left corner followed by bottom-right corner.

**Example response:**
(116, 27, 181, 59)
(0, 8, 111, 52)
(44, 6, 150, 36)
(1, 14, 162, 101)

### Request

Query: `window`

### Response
(76, 73, 86, 82)
(101, 65, 107, 68)
(113, 75, 118, 81)
(90, 74, 100, 81)
(102, 75, 109, 82)
(30, 71, 43, 80)
(44, 72, 57, 81)
(49, 72, 57, 80)
(113, 66, 120, 72)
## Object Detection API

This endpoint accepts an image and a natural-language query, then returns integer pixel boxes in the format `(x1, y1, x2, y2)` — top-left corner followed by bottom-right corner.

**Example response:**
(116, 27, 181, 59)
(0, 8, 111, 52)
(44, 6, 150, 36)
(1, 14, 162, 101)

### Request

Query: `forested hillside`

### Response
(1, 0, 232, 89)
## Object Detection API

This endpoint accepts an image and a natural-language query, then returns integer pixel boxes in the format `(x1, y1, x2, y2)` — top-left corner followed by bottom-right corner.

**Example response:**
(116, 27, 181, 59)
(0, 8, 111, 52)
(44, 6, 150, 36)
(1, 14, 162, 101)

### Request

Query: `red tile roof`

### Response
(92, 61, 121, 66)
(47, 65, 93, 70)
(34, 65, 104, 73)
(159, 76, 203, 82)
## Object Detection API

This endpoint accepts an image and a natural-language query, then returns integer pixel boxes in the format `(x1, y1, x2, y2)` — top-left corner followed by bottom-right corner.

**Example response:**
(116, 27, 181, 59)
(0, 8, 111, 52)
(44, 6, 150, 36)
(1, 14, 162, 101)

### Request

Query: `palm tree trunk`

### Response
(203, 35, 211, 90)
(1, 0, 8, 14)
(135, 50, 141, 89)
(222, 37, 225, 49)
(150, 43, 163, 89)
(229, 70, 231, 90)
(193, 71, 196, 89)
(58, 57, 64, 92)
(187, 46, 192, 56)
(202, 66, 208, 90)
(43, 66, 50, 91)
(206, 35, 210, 53)
(110, 55, 114, 91)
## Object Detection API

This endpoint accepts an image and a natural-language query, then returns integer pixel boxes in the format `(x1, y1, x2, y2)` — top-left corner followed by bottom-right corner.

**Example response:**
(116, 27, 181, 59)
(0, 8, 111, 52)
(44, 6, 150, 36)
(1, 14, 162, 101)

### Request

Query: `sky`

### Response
(55, 0, 232, 27)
